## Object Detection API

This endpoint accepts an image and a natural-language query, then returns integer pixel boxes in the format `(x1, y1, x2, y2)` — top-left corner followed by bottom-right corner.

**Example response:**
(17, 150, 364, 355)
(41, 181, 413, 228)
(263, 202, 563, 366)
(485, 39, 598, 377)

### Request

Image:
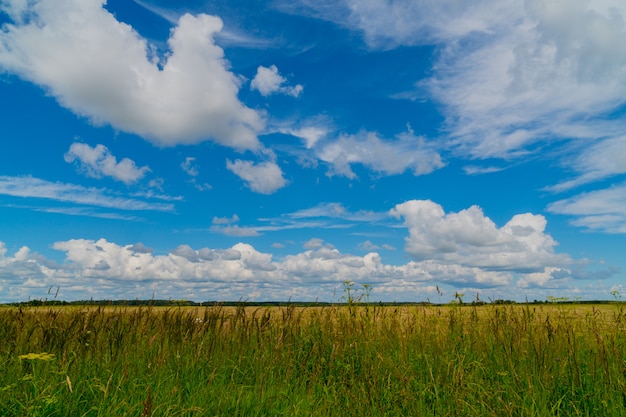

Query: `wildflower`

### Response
(18, 352, 56, 361)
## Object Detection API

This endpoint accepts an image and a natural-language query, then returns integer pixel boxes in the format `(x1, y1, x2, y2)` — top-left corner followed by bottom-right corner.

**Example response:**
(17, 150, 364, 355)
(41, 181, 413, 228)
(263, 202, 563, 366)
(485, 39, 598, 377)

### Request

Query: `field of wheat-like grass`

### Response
(1, 302, 625, 416)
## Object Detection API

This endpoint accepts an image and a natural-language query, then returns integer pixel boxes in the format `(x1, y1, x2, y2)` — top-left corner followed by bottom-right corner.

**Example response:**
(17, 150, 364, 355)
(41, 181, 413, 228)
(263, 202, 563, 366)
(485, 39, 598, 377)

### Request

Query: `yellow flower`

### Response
(18, 352, 56, 361)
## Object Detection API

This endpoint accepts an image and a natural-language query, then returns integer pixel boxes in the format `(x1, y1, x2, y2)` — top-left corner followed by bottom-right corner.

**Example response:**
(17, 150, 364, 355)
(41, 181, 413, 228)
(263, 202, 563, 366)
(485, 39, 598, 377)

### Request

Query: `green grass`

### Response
(1, 303, 625, 416)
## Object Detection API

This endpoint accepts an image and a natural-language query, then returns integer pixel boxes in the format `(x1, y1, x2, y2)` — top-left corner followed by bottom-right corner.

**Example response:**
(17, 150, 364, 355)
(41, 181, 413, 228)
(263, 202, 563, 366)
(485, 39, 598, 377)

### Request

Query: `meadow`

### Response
(1, 300, 626, 416)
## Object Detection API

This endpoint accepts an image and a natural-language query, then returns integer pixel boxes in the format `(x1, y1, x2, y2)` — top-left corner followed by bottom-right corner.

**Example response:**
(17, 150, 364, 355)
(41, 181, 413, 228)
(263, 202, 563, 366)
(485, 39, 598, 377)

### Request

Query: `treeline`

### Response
(1, 298, 620, 307)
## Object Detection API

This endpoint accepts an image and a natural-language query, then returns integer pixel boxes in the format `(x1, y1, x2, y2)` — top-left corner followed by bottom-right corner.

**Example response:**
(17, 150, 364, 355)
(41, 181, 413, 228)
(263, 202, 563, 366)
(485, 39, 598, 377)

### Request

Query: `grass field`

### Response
(1, 302, 626, 416)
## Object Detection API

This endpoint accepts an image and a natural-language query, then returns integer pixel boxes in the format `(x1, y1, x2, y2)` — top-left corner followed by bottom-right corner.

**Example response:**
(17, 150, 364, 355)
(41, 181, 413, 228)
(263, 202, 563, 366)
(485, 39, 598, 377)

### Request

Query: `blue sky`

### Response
(1, 0, 625, 303)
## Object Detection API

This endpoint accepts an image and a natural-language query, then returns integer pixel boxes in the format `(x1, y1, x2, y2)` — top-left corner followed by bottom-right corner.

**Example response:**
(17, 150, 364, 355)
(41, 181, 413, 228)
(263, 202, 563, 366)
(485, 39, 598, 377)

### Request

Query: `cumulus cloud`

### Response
(358, 241, 395, 251)
(0, 230, 608, 303)
(516, 267, 573, 289)
(171, 245, 242, 262)
(358, 240, 380, 251)
(128, 242, 154, 254)
(226, 159, 287, 194)
(50, 239, 275, 283)
(250, 65, 303, 97)
(317, 129, 444, 178)
(64, 143, 150, 184)
(303, 238, 330, 249)
(390, 199, 570, 272)
(0, 0, 263, 149)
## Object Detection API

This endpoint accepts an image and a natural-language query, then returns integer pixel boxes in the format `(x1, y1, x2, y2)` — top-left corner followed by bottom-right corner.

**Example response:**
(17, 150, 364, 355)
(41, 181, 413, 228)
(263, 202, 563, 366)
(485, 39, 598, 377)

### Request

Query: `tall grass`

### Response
(1, 303, 625, 416)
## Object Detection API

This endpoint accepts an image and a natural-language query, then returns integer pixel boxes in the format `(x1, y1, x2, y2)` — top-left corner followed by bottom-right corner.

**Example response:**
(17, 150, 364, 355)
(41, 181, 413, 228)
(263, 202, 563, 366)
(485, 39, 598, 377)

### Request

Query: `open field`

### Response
(1, 303, 626, 416)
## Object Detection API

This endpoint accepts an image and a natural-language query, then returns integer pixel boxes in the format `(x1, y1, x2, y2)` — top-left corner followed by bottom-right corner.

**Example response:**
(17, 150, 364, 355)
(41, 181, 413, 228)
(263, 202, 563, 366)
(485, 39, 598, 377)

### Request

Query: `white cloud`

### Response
(130, 0, 179, 24)
(212, 214, 240, 225)
(226, 159, 287, 194)
(358, 241, 395, 251)
(0, 231, 611, 302)
(276, 0, 518, 48)
(64, 143, 150, 184)
(52, 239, 274, 282)
(193, 182, 212, 192)
(31, 206, 141, 221)
(181, 157, 199, 177)
(148, 178, 165, 191)
(303, 238, 330, 249)
(0, 0, 263, 149)
(290, 202, 348, 218)
(0, 175, 174, 212)
(288, 0, 626, 177)
(317, 129, 444, 178)
(547, 183, 626, 233)
(270, 116, 333, 152)
(250, 65, 303, 97)
(283, 126, 329, 149)
(288, 202, 386, 222)
(424, 0, 626, 160)
(346, 0, 518, 48)
(231, 203, 387, 236)
(359, 240, 379, 251)
(517, 267, 571, 289)
(133, 0, 274, 49)
(463, 165, 504, 175)
(548, 136, 626, 192)
(180, 156, 211, 191)
(391, 199, 570, 273)
(211, 225, 261, 237)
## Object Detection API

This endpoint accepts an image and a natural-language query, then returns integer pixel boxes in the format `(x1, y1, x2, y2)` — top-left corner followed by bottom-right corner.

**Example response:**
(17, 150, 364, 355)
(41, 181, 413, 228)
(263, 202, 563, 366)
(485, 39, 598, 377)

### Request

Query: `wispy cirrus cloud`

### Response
(211, 226, 261, 237)
(132, 0, 275, 49)
(463, 165, 504, 175)
(547, 183, 626, 233)
(180, 157, 212, 191)
(547, 136, 626, 192)
(208, 202, 384, 237)
(32, 206, 142, 221)
(287, 202, 387, 222)
(0, 176, 174, 212)
(283, 0, 626, 184)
